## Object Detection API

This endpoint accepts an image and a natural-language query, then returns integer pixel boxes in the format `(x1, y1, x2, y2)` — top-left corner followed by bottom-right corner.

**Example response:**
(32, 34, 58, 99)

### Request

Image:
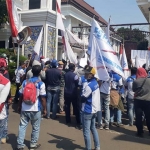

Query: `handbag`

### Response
(134, 77, 147, 98)
(110, 89, 120, 106)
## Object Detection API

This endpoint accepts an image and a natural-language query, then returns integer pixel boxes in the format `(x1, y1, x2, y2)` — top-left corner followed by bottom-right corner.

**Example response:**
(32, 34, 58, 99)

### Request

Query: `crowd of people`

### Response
(0, 53, 150, 150)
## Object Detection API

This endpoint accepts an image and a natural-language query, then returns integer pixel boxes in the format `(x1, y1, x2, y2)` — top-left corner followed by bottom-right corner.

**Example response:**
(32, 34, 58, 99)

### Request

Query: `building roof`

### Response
(61, 0, 107, 25)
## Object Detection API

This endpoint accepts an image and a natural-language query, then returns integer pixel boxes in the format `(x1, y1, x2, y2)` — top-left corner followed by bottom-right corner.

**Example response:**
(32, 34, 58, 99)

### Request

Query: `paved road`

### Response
(1, 105, 150, 150)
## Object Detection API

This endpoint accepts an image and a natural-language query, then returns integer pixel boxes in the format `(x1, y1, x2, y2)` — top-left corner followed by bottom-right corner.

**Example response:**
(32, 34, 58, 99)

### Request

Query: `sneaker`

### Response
(136, 132, 144, 138)
(104, 125, 109, 130)
(96, 124, 103, 130)
(116, 123, 124, 127)
(30, 144, 41, 150)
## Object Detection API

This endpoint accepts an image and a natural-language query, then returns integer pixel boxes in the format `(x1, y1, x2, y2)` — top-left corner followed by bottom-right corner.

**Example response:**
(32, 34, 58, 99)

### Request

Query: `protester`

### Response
(46, 59, 61, 119)
(125, 67, 137, 126)
(26, 60, 45, 81)
(14, 62, 26, 103)
(97, 71, 113, 130)
(78, 67, 88, 129)
(64, 63, 80, 125)
(110, 71, 123, 127)
(81, 66, 100, 150)
(16, 65, 46, 150)
(133, 67, 150, 137)
(58, 60, 65, 114)
(0, 67, 11, 144)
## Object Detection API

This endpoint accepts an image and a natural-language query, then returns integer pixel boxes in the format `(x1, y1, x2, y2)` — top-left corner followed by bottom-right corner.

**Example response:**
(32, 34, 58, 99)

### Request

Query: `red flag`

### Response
(6, 0, 19, 42)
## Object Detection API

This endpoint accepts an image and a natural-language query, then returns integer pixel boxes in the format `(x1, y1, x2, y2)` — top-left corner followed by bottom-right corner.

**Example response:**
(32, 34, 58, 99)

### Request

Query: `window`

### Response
(52, 0, 56, 11)
(0, 41, 5, 48)
(29, 0, 41, 10)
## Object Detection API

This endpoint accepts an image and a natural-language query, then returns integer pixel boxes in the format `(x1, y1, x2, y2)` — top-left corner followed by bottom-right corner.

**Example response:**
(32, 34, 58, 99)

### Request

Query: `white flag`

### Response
(32, 27, 43, 61)
(56, 1, 65, 31)
(90, 36, 109, 81)
(63, 32, 78, 64)
(88, 19, 124, 78)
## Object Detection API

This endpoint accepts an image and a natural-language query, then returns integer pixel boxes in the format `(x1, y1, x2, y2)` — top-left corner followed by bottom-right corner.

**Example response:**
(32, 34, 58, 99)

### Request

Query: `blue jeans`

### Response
(110, 108, 122, 124)
(128, 98, 134, 125)
(17, 111, 41, 149)
(47, 88, 60, 118)
(82, 112, 100, 150)
(97, 93, 110, 126)
(0, 117, 8, 141)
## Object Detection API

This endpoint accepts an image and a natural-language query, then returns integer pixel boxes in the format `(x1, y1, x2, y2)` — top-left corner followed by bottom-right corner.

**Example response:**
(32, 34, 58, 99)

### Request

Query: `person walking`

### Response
(16, 65, 47, 150)
(81, 66, 100, 150)
(133, 67, 150, 137)
(64, 63, 80, 125)
(46, 59, 61, 119)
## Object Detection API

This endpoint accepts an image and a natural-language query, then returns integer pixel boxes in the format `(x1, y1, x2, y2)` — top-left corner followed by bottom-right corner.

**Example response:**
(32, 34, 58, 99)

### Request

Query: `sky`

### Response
(85, 0, 148, 31)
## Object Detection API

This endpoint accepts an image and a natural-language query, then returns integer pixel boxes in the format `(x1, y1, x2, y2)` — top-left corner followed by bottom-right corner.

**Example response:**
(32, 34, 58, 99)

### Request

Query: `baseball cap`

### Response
(84, 66, 96, 75)
(58, 61, 64, 65)
(51, 59, 58, 67)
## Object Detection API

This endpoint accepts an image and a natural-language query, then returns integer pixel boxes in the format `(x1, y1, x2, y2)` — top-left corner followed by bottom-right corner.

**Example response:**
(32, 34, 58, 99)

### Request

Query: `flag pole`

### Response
(17, 44, 20, 68)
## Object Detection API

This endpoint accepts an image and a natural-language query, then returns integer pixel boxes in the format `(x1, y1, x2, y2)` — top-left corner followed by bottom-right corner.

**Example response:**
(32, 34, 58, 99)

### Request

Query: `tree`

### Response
(117, 27, 148, 50)
(0, 0, 8, 26)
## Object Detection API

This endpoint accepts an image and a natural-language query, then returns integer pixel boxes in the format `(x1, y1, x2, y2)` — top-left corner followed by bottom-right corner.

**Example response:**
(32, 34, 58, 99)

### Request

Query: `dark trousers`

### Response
(14, 83, 20, 103)
(64, 94, 80, 124)
(134, 100, 150, 134)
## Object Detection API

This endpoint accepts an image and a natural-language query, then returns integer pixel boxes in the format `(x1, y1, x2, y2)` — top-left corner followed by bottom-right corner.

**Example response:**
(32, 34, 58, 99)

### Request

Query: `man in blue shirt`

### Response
(81, 66, 100, 150)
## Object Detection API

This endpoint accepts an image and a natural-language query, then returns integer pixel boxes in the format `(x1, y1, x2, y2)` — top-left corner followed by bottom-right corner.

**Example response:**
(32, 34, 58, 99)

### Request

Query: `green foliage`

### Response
(117, 27, 148, 50)
(0, 0, 8, 26)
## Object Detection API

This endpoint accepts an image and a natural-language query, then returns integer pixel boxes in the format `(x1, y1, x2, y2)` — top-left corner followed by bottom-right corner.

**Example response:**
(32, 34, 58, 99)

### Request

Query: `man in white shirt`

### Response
(16, 65, 46, 150)
(14, 62, 26, 103)
(97, 72, 113, 130)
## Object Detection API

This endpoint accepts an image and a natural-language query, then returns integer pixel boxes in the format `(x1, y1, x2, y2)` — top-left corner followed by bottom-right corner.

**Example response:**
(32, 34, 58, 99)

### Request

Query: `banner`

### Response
(32, 27, 43, 61)
(88, 19, 124, 77)
(6, 0, 19, 42)
(131, 50, 147, 68)
(90, 36, 109, 81)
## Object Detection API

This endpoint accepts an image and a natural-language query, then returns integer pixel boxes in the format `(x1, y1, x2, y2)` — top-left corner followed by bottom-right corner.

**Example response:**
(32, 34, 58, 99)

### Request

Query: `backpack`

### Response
(23, 80, 39, 105)
(0, 58, 7, 68)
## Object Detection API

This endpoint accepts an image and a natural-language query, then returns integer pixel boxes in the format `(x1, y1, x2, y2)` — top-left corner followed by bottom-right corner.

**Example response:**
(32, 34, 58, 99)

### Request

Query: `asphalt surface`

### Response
(1, 105, 150, 150)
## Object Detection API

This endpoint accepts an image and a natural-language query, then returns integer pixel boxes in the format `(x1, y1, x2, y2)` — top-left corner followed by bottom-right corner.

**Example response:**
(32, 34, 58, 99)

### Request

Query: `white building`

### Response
(136, 0, 150, 45)
(0, 0, 121, 60)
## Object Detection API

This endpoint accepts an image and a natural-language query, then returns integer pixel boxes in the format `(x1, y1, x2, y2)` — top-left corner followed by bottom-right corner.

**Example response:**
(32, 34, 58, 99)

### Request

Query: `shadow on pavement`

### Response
(113, 134, 150, 145)
(48, 133, 84, 150)
(110, 125, 150, 145)
(7, 134, 30, 150)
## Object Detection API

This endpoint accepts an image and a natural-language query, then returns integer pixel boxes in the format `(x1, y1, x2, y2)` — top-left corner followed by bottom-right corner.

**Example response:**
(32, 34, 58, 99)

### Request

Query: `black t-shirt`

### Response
(46, 68, 61, 87)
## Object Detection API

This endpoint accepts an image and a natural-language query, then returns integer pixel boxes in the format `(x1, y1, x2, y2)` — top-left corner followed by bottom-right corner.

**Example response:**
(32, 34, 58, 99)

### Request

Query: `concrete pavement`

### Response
(1, 106, 150, 150)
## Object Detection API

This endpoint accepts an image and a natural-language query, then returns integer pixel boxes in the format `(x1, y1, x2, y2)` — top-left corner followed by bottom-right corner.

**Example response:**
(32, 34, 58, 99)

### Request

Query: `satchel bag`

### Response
(110, 89, 120, 107)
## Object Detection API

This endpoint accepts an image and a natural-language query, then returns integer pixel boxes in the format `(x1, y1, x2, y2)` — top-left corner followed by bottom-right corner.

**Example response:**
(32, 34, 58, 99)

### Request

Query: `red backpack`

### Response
(0, 58, 7, 68)
(23, 80, 39, 105)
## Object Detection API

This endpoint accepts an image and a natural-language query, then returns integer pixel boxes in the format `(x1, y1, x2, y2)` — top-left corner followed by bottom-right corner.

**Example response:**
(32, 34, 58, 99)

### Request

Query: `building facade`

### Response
(0, 0, 121, 60)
